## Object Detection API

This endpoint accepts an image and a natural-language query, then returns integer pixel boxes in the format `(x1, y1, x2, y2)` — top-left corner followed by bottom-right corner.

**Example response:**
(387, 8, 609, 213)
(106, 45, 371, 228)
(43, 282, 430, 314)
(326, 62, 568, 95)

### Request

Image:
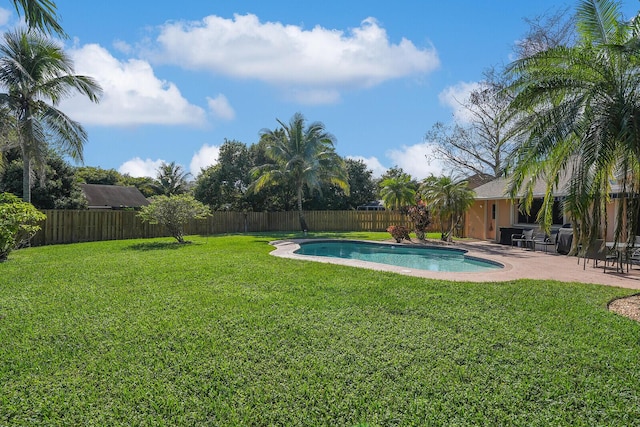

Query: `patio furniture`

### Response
(499, 227, 523, 245)
(534, 234, 556, 253)
(628, 248, 640, 270)
(511, 229, 535, 250)
(583, 239, 618, 273)
(556, 227, 573, 254)
(617, 236, 640, 271)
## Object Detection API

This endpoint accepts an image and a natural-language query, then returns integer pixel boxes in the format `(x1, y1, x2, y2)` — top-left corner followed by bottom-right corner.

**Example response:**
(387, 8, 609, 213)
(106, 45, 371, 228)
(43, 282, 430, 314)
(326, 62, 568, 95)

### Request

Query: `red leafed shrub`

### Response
(387, 225, 411, 243)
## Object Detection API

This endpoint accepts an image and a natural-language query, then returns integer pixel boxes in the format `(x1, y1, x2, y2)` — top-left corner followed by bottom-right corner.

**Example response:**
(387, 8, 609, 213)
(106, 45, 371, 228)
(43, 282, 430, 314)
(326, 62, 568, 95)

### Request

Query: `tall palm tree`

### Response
(13, 0, 65, 37)
(156, 161, 190, 196)
(506, 0, 640, 252)
(420, 175, 475, 242)
(251, 112, 349, 231)
(0, 29, 101, 203)
(379, 175, 416, 210)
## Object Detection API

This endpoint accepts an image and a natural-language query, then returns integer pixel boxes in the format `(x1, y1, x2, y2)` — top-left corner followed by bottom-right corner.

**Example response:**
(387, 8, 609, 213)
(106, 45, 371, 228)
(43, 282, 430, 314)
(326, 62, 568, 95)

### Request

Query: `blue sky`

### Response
(2, 0, 638, 180)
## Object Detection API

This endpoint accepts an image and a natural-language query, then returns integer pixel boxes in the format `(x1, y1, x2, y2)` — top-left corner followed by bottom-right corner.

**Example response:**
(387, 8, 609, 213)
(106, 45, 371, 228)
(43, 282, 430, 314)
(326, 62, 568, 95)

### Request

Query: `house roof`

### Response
(80, 184, 150, 209)
(465, 173, 494, 189)
(473, 173, 573, 200)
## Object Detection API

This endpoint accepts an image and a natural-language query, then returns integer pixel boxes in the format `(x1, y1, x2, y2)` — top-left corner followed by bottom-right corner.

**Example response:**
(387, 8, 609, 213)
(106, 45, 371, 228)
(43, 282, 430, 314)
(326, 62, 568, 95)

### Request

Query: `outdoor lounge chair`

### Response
(511, 229, 535, 250)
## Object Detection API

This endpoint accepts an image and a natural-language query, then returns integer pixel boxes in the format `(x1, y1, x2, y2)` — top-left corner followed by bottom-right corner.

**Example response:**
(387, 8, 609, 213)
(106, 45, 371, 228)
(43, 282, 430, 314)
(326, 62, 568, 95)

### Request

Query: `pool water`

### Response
(294, 241, 502, 273)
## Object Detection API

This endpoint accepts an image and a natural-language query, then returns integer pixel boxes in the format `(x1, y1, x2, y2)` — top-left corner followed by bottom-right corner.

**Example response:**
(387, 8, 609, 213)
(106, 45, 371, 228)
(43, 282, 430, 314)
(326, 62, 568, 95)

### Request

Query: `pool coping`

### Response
(270, 238, 514, 279)
(269, 238, 640, 289)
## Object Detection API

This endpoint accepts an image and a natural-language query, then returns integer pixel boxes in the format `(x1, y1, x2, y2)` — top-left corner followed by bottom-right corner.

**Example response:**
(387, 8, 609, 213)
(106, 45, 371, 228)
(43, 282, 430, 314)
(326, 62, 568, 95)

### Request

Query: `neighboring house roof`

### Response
(80, 184, 150, 209)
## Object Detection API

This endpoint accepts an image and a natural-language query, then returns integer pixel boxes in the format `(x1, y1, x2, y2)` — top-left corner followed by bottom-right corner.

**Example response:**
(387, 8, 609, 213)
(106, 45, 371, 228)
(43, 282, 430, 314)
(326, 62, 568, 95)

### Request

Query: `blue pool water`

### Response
(294, 241, 502, 273)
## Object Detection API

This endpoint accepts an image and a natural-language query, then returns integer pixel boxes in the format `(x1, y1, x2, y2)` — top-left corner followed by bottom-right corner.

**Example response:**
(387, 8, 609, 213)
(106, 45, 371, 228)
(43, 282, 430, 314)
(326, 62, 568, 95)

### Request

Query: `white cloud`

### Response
(0, 8, 11, 26)
(190, 144, 220, 176)
(386, 142, 444, 180)
(118, 157, 165, 178)
(347, 155, 388, 178)
(438, 81, 481, 124)
(61, 43, 207, 127)
(150, 14, 439, 103)
(113, 39, 133, 55)
(207, 94, 235, 120)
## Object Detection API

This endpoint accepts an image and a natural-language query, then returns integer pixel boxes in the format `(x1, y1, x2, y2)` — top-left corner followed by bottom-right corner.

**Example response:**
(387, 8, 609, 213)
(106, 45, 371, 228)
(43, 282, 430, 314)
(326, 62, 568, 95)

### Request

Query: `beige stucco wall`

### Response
(465, 200, 486, 240)
(467, 196, 626, 243)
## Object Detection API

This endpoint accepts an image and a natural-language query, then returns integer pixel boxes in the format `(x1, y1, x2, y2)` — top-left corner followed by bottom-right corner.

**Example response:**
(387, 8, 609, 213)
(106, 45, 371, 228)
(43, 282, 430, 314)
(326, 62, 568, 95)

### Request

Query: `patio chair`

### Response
(624, 236, 640, 270)
(511, 229, 535, 250)
(533, 232, 555, 253)
(582, 239, 618, 273)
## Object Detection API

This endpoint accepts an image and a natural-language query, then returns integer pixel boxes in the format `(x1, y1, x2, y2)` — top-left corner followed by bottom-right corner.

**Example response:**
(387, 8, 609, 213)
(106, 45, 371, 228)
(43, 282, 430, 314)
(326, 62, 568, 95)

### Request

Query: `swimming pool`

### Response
(294, 241, 503, 273)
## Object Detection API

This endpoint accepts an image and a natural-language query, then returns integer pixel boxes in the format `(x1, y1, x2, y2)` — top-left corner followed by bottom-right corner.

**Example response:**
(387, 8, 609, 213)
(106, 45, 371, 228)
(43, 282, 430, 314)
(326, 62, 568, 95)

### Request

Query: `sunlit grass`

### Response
(1, 233, 639, 425)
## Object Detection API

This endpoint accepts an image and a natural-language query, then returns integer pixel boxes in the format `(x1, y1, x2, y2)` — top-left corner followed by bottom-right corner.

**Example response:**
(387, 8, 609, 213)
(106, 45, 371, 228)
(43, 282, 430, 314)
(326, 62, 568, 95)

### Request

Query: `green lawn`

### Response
(1, 233, 639, 426)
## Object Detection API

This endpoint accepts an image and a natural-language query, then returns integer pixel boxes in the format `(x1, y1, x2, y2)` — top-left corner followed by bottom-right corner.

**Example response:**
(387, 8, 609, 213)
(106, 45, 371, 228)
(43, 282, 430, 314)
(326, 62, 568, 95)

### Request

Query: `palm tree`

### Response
(420, 175, 475, 242)
(379, 175, 416, 210)
(506, 0, 640, 252)
(156, 161, 190, 196)
(0, 29, 102, 203)
(251, 112, 349, 231)
(12, 0, 65, 36)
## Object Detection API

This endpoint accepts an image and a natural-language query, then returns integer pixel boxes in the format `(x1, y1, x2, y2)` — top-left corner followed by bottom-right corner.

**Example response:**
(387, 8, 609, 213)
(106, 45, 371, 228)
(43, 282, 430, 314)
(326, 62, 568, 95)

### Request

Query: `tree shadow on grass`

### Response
(124, 241, 199, 251)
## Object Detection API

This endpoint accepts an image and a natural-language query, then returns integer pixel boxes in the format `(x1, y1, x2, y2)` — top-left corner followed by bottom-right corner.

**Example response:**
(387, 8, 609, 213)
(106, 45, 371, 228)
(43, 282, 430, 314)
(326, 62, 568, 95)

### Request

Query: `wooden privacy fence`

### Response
(32, 210, 441, 246)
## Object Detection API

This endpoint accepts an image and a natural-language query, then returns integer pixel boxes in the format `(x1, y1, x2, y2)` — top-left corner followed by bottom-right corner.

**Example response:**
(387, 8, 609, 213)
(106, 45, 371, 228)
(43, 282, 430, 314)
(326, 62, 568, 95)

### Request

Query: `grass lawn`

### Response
(1, 232, 639, 426)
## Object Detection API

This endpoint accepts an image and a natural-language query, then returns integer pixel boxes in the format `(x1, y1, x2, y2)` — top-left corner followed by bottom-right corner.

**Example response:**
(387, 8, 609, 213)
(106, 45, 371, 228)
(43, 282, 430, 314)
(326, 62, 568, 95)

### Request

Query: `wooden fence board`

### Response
(32, 209, 443, 246)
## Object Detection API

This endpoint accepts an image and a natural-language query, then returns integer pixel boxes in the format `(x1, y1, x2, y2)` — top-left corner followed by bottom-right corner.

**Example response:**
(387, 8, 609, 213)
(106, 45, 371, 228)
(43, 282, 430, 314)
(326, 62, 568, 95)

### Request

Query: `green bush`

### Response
(138, 194, 211, 243)
(0, 192, 46, 261)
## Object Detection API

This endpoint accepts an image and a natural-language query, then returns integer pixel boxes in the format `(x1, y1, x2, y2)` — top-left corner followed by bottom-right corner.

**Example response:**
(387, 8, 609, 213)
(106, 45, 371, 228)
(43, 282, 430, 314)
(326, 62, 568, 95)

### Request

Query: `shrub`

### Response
(138, 194, 211, 243)
(0, 193, 46, 261)
(405, 202, 431, 240)
(387, 225, 411, 243)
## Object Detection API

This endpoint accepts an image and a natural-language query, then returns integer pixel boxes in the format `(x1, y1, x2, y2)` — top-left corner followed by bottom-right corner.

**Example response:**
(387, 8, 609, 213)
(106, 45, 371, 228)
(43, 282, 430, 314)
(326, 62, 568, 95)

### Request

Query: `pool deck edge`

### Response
(269, 239, 640, 290)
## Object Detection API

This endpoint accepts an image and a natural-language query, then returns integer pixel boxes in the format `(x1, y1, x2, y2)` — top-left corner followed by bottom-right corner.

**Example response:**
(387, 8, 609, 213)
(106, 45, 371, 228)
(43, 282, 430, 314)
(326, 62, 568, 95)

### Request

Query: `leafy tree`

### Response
(247, 137, 296, 211)
(343, 159, 377, 209)
(121, 175, 162, 198)
(0, 105, 19, 165)
(420, 175, 475, 242)
(251, 113, 349, 230)
(379, 173, 416, 211)
(505, 0, 640, 250)
(0, 192, 46, 261)
(0, 29, 102, 203)
(138, 194, 210, 244)
(12, 0, 65, 37)
(0, 149, 86, 209)
(193, 140, 253, 211)
(306, 158, 377, 210)
(156, 161, 189, 196)
(75, 166, 123, 186)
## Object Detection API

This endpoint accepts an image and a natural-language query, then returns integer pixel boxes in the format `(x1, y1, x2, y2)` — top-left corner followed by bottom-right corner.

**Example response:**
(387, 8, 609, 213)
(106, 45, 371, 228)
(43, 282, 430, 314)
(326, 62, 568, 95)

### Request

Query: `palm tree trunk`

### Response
(22, 150, 31, 203)
(297, 187, 308, 232)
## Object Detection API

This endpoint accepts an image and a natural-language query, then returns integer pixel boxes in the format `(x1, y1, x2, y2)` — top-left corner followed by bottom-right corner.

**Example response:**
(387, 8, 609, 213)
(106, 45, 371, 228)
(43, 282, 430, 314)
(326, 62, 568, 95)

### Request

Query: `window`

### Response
(517, 198, 563, 225)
